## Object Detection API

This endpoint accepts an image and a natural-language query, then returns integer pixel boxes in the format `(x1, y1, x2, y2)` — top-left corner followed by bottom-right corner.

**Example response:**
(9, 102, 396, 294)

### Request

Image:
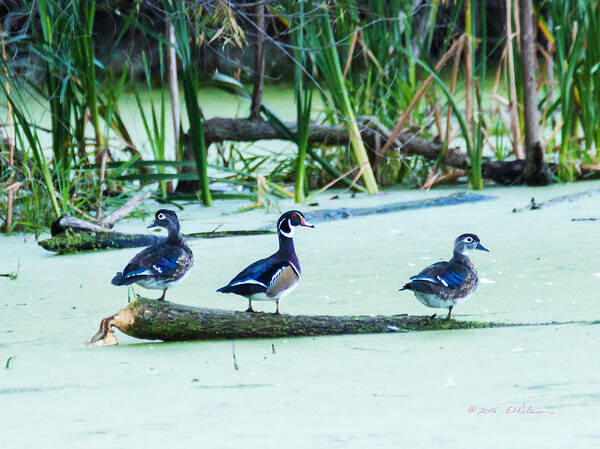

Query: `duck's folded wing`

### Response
(122, 246, 185, 279)
(219, 259, 294, 296)
(409, 261, 468, 288)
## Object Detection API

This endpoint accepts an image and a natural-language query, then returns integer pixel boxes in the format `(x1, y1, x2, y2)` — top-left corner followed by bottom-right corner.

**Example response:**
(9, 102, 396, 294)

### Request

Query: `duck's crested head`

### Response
(454, 233, 489, 254)
(148, 209, 180, 231)
(277, 210, 314, 238)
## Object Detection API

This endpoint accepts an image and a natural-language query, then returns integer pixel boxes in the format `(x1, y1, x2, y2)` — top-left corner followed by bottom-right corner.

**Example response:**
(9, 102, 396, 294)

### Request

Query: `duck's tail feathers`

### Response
(217, 285, 232, 294)
(111, 272, 137, 286)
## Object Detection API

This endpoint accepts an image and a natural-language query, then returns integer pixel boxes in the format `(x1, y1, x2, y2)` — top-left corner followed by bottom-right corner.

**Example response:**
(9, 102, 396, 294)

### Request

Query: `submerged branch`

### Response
(512, 188, 600, 213)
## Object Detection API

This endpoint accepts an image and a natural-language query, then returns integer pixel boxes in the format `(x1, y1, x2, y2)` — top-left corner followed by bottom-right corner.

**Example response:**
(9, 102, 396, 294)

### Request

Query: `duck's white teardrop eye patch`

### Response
(157, 213, 165, 220)
(465, 236, 473, 243)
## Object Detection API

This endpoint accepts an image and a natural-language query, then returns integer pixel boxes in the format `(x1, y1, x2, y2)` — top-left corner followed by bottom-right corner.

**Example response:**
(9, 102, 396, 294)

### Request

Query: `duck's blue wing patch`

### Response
(435, 269, 467, 288)
(122, 245, 184, 278)
(410, 262, 447, 283)
(150, 255, 180, 275)
(410, 261, 467, 288)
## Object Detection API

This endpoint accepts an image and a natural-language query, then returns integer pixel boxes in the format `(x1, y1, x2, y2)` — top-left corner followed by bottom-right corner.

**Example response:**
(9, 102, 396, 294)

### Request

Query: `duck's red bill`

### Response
(300, 217, 315, 228)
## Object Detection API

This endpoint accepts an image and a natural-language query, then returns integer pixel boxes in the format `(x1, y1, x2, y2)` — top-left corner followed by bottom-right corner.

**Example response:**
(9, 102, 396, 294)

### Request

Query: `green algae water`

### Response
(22, 85, 309, 162)
(2, 183, 600, 447)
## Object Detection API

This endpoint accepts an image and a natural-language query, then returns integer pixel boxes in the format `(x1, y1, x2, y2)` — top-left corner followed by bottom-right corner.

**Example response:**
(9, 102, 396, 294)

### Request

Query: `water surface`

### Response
(2, 183, 600, 448)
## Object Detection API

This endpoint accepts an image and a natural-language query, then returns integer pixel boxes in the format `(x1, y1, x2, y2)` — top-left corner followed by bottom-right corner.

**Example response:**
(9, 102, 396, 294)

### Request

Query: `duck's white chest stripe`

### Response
(269, 266, 287, 287)
(289, 262, 300, 277)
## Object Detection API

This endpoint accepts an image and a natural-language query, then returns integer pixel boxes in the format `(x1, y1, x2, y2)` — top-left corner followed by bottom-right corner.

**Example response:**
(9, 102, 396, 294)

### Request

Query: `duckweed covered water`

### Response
(2, 183, 600, 448)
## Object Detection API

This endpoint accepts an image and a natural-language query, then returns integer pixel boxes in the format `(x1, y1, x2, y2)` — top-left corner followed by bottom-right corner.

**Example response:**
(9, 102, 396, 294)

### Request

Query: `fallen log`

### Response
(89, 298, 599, 345)
(50, 214, 112, 236)
(42, 192, 491, 253)
(39, 228, 274, 254)
(88, 299, 492, 345)
(97, 192, 152, 228)
(176, 118, 552, 192)
(49, 193, 152, 235)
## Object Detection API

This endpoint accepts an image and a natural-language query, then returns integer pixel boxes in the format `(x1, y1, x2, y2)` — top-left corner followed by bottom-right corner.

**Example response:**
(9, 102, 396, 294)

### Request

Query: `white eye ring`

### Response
(465, 236, 473, 243)
(157, 213, 165, 220)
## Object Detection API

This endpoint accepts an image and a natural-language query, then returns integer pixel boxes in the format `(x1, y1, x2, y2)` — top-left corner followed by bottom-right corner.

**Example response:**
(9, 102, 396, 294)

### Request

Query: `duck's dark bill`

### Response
(476, 242, 489, 252)
(300, 217, 315, 228)
(147, 222, 158, 228)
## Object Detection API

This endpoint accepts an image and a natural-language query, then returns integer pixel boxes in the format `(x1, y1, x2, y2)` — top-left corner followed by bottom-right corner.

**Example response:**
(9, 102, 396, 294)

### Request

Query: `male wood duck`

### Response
(217, 210, 314, 314)
(111, 209, 193, 301)
(400, 233, 489, 320)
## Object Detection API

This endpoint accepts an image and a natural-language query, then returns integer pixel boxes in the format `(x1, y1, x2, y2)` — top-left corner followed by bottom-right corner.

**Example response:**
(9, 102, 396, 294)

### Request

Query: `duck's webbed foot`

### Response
(245, 300, 257, 313)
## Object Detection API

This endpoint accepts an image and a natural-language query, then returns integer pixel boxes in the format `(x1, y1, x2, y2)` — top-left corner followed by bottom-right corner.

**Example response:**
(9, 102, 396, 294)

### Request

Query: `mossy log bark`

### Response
(90, 298, 518, 346)
(39, 229, 274, 254)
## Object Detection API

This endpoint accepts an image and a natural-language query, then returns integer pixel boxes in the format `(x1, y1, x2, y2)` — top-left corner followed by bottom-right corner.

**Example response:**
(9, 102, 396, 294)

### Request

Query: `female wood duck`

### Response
(400, 233, 489, 320)
(217, 210, 314, 314)
(111, 209, 193, 301)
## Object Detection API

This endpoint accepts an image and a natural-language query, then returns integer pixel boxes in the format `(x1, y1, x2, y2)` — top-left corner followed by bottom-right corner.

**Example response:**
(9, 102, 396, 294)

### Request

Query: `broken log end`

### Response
(88, 306, 136, 346)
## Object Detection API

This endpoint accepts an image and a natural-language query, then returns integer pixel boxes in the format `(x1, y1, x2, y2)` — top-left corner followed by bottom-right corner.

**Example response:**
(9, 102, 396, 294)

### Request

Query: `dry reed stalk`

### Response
(305, 165, 360, 201)
(513, 0, 521, 52)
(1, 23, 15, 233)
(494, 94, 510, 107)
(545, 118, 563, 149)
(166, 19, 180, 161)
(96, 148, 108, 219)
(491, 45, 507, 106)
(342, 27, 360, 77)
(421, 169, 442, 190)
(249, 0, 265, 120)
(433, 99, 443, 138)
(356, 31, 383, 74)
(68, 200, 96, 222)
(505, 0, 524, 159)
(445, 35, 466, 145)
(538, 40, 555, 132)
(481, 126, 498, 155)
(382, 35, 466, 156)
(464, 1, 474, 147)
(421, 169, 466, 190)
